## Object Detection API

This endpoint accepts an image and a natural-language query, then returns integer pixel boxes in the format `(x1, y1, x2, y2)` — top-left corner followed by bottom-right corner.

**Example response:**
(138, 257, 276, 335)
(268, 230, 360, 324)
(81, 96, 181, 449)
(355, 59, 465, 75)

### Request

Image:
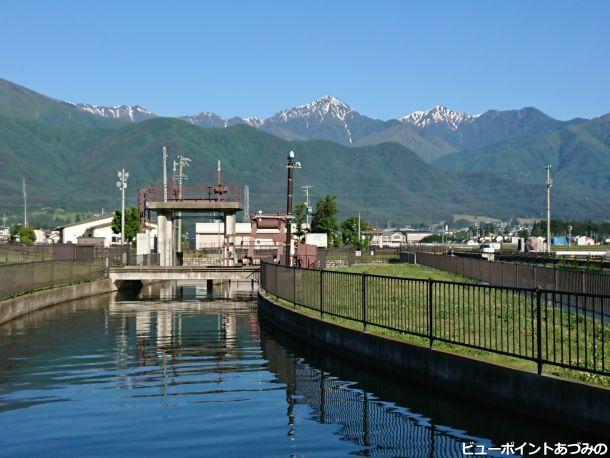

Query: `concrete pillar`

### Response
(157, 212, 174, 267)
(224, 212, 236, 266)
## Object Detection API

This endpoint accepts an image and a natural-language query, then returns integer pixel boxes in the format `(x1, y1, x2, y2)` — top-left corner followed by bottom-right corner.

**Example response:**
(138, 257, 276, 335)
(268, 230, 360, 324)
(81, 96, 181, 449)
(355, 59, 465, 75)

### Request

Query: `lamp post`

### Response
(285, 151, 301, 265)
(116, 169, 129, 244)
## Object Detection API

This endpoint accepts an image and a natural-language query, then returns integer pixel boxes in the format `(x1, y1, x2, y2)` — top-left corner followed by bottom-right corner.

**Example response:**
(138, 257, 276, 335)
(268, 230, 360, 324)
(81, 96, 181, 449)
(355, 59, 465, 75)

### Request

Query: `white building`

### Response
(404, 231, 433, 244)
(60, 215, 157, 248)
(195, 221, 299, 250)
(574, 235, 595, 246)
(196, 222, 253, 250)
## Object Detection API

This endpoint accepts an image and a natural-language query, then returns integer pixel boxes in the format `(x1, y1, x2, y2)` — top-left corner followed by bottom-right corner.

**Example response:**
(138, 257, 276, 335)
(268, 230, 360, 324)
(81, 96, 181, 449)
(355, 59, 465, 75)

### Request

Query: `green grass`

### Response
(333, 262, 475, 283)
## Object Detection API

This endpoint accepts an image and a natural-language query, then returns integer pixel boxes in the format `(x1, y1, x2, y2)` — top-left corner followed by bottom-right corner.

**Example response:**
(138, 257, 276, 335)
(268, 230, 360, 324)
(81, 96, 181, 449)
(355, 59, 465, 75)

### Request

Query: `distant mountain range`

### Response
(71, 94, 592, 163)
(1, 77, 609, 223)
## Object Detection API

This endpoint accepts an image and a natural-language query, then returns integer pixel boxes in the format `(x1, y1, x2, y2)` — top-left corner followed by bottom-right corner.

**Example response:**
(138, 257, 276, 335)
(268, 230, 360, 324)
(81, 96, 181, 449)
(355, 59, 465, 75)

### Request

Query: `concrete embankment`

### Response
(258, 291, 610, 437)
(0, 279, 118, 325)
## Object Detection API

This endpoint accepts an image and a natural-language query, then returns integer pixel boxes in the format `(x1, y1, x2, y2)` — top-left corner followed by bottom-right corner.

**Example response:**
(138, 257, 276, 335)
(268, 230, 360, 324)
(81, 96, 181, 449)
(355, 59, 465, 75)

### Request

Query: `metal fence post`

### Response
(428, 278, 434, 348)
(320, 269, 324, 318)
(536, 288, 542, 375)
(362, 273, 367, 331)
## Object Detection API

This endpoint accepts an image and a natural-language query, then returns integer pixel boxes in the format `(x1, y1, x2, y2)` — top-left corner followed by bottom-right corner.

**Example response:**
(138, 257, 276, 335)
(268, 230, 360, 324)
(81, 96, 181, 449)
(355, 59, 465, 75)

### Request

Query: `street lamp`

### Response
(285, 151, 302, 265)
(116, 169, 129, 244)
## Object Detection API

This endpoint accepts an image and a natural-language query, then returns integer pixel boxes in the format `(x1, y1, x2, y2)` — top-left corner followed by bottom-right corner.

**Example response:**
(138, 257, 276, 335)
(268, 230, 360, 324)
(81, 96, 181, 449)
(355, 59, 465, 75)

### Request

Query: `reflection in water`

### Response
(0, 282, 598, 457)
(262, 331, 482, 457)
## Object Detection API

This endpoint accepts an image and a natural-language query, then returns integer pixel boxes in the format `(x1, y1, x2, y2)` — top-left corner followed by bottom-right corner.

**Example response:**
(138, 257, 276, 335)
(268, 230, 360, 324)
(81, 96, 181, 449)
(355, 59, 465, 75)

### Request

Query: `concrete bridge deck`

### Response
(109, 266, 259, 282)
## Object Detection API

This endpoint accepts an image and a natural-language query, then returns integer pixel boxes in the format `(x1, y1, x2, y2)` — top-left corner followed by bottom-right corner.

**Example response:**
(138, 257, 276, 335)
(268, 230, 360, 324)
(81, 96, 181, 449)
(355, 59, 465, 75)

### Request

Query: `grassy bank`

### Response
(333, 262, 474, 282)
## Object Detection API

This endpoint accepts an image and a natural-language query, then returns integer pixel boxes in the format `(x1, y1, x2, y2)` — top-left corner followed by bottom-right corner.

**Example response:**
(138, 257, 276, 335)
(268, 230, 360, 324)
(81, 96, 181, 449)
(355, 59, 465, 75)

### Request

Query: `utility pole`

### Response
(2, 214, 7, 236)
(22, 178, 27, 227)
(302, 185, 312, 227)
(176, 155, 191, 253)
(358, 212, 361, 243)
(285, 151, 301, 265)
(162, 146, 168, 202)
(116, 169, 129, 244)
(243, 185, 250, 223)
(546, 165, 553, 253)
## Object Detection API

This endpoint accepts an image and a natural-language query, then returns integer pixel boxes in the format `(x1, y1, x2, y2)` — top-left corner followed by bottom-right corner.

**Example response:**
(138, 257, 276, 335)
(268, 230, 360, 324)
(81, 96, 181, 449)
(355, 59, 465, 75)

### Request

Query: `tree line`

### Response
(294, 195, 372, 248)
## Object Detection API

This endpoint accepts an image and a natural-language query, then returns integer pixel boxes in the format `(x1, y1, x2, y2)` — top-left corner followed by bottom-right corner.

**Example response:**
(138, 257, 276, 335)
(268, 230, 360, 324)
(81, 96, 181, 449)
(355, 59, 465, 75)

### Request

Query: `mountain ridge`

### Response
(70, 91, 598, 162)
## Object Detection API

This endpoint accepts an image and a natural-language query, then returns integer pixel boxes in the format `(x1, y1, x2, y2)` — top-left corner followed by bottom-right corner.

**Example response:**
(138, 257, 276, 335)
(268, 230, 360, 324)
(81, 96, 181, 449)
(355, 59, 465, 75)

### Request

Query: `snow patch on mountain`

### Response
(76, 103, 155, 122)
(400, 105, 473, 130)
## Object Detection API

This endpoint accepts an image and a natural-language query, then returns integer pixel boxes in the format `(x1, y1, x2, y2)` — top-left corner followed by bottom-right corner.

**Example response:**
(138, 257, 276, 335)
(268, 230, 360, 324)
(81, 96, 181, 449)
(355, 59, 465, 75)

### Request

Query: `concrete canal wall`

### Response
(0, 279, 118, 325)
(258, 291, 610, 437)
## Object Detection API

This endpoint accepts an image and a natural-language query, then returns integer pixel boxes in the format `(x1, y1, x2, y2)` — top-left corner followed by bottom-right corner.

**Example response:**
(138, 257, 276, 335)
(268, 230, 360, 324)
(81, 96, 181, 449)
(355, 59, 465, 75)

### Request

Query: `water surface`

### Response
(0, 282, 599, 457)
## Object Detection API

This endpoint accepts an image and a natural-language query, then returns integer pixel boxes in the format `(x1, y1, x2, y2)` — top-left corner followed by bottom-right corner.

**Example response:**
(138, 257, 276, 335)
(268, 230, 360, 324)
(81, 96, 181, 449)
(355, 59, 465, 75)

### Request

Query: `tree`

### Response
(341, 216, 372, 248)
(112, 206, 141, 244)
(294, 203, 308, 238)
(10, 224, 36, 245)
(311, 195, 340, 247)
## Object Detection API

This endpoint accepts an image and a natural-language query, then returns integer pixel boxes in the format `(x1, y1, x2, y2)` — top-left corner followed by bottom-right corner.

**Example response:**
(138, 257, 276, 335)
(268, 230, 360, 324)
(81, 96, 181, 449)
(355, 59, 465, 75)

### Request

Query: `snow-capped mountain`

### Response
(400, 105, 473, 130)
(268, 95, 355, 124)
(71, 94, 574, 163)
(181, 112, 264, 128)
(76, 103, 155, 122)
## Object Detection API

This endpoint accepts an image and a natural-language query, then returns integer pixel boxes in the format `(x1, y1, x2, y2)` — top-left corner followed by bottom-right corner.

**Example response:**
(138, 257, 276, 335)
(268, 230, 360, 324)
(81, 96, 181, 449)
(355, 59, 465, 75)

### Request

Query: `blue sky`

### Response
(1, 1, 609, 120)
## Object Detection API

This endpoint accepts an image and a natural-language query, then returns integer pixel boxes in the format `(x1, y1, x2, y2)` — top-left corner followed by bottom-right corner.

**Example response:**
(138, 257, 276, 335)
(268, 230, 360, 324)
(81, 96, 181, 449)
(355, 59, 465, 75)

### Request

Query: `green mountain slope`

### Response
(0, 114, 601, 223)
(0, 78, 123, 129)
(435, 114, 610, 204)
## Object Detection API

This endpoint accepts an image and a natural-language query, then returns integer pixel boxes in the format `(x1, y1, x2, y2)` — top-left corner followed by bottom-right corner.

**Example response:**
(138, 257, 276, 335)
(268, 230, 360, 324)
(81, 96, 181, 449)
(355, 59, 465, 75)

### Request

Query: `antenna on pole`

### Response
(22, 178, 27, 227)
(302, 185, 312, 227)
(546, 164, 553, 254)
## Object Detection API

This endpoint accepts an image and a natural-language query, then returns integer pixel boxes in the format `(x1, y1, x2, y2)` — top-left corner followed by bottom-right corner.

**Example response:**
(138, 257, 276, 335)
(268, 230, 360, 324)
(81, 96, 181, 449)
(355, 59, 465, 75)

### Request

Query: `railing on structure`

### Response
(138, 183, 243, 206)
(0, 259, 107, 300)
(260, 261, 610, 377)
(401, 251, 610, 314)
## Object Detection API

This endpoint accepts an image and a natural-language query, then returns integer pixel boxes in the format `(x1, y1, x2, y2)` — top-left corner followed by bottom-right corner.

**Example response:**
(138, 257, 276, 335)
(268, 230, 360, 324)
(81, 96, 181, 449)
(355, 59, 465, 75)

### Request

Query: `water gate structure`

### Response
(138, 164, 244, 267)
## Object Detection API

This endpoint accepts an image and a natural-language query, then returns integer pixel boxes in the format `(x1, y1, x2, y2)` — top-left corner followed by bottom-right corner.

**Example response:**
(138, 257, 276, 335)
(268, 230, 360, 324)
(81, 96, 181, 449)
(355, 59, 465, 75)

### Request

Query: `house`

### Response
(377, 230, 405, 248)
(404, 231, 433, 244)
(574, 236, 595, 246)
(60, 216, 116, 246)
(59, 215, 156, 247)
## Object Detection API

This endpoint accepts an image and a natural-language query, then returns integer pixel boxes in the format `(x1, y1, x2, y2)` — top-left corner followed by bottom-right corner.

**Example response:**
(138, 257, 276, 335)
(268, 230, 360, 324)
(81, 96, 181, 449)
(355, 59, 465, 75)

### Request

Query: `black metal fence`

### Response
(261, 261, 610, 377)
(318, 248, 400, 268)
(402, 251, 610, 314)
(0, 259, 107, 299)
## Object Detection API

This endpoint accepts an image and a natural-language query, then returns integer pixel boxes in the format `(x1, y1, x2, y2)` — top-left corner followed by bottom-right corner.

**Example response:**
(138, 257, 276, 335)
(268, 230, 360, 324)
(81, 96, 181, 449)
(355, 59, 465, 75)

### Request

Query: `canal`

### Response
(0, 282, 599, 456)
